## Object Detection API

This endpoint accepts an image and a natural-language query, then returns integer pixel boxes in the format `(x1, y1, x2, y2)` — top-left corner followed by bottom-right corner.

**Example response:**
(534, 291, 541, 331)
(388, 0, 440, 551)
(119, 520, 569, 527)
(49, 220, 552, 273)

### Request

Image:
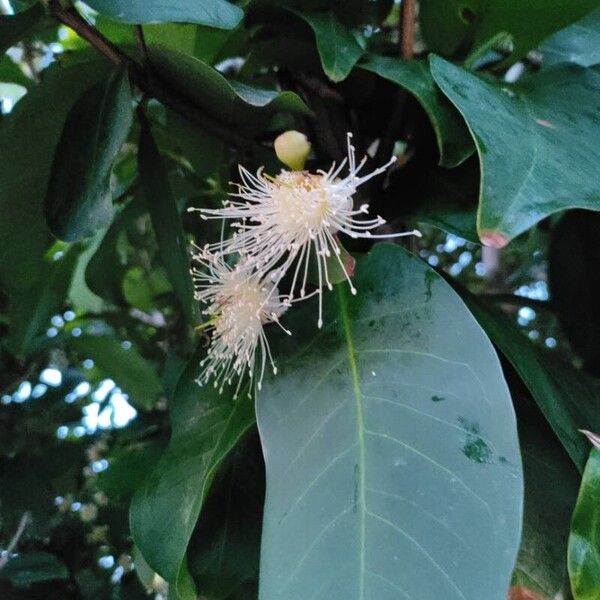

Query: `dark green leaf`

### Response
(0, 552, 69, 587)
(138, 118, 195, 324)
(6, 247, 80, 357)
(420, 0, 599, 61)
(292, 10, 363, 82)
(569, 447, 600, 600)
(85, 195, 145, 306)
(0, 2, 44, 54)
(462, 292, 600, 473)
(67, 335, 163, 410)
(187, 430, 264, 599)
(541, 7, 600, 68)
(549, 211, 600, 375)
(130, 350, 255, 597)
(147, 47, 310, 128)
(0, 55, 32, 89)
(411, 159, 480, 243)
(0, 56, 109, 291)
(512, 388, 580, 598)
(97, 443, 163, 503)
(430, 56, 600, 247)
(360, 56, 474, 167)
(142, 22, 197, 54)
(258, 244, 523, 600)
(83, 0, 243, 30)
(44, 67, 133, 242)
(156, 108, 224, 178)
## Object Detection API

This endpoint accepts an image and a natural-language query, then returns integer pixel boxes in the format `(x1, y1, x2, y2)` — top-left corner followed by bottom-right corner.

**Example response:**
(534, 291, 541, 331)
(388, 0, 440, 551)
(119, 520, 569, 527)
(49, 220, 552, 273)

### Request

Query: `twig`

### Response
(0, 512, 31, 569)
(400, 0, 416, 59)
(48, 1, 257, 152)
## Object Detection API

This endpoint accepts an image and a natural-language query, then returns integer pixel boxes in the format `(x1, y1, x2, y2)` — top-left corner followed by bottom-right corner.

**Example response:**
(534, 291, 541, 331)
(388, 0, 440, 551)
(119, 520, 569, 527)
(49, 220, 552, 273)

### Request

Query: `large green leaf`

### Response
(430, 56, 600, 247)
(419, 0, 599, 61)
(0, 56, 109, 291)
(130, 350, 255, 598)
(292, 10, 363, 82)
(569, 446, 600, 600)
(360, 56, 474, 168)
(44, 67, 133, 242)
(0, 2, 44, 54)
(147, 47, 310, 129)
(6, 247, 80, 358)
(257, 244, 523, 600)
(541, 7, 600, 68)
(462, 292, 600, 473)
(138, 117, 195, 324)
(67, 335, 163, 410)
(83, 0, 243, 29)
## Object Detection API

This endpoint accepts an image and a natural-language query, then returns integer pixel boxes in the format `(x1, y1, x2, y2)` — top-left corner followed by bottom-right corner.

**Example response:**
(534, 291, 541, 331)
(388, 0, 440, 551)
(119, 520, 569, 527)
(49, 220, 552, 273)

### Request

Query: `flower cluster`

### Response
(190, 132, 420, 396)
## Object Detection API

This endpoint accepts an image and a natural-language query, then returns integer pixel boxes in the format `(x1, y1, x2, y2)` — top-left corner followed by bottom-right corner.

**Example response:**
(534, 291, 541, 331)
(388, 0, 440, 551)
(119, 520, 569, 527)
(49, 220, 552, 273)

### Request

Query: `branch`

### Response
(0, 512, 31, 569)
(48, 1, 257, 152)
(401, 0, 416, 59)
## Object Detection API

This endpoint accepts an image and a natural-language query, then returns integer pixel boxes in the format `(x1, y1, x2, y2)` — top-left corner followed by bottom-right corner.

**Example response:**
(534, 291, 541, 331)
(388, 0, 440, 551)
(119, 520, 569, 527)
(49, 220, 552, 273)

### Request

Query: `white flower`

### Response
(190, 133, 420, 327)
(191, 247, 288, 397)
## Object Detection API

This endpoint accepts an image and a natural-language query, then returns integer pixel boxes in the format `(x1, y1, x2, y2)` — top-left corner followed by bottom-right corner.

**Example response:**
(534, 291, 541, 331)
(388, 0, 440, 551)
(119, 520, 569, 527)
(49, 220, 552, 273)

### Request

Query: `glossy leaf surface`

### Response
(44, 67, 133, 241)
(130, 351, 255, 597)
(258, 244, 523, 600)
(294, 11, 364, 82)
(0, 57, 109, 291)
(83, 0, 243, 29)
(540, 7, 600, 68)
(148, 47, 310, 128)
(431, 56, 600, 247)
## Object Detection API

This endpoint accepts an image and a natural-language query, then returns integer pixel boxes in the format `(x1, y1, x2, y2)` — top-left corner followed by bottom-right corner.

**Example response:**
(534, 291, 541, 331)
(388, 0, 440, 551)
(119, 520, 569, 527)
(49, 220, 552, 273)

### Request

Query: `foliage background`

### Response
(1, 1, 600, 599)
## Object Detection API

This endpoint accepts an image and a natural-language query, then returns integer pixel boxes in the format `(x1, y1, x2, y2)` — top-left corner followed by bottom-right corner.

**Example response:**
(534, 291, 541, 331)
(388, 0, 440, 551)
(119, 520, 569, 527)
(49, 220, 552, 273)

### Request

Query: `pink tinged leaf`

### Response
(479, 230, 509, 249)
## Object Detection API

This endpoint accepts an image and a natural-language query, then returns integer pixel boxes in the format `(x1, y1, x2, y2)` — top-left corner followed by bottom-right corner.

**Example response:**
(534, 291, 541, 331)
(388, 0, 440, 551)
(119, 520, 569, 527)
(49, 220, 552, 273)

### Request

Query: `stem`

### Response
(48, 1, 257, 152)
(401, 0, 416, 59)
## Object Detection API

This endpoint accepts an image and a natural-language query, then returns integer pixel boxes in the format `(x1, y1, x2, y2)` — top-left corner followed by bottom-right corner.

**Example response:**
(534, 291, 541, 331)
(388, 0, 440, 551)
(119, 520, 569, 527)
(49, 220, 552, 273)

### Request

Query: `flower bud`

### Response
(274, 130, 311, 171)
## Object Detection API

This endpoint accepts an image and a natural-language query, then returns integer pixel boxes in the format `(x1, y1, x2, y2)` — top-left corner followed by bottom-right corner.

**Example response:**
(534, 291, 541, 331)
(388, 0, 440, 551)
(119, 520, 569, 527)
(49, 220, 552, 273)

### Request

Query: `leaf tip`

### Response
(479, 230, 509, 248)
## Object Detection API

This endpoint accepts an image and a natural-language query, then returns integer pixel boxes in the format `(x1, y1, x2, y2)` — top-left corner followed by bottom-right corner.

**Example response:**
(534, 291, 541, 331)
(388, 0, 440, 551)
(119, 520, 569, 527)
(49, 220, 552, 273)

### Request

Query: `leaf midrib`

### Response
(337, 285, 366, 599)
